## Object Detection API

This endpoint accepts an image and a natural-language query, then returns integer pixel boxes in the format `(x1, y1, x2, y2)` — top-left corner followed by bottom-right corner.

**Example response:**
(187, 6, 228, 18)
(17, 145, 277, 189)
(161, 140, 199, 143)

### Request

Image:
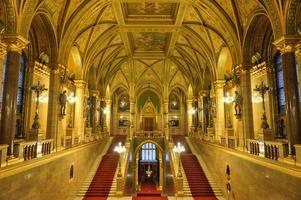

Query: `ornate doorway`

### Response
(135, 141, 163, 191)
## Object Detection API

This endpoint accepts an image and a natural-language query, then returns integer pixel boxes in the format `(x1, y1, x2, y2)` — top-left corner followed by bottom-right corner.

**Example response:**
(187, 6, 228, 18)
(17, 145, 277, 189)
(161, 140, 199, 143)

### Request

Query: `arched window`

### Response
(141, 143, 157, 161)
(275, 53, 301, 114)
(275, 53, 285, 114)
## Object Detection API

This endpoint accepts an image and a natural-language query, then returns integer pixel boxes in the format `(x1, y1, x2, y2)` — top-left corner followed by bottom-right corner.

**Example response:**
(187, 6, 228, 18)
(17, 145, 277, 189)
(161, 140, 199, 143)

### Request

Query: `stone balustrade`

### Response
(135, 131, 163, 138)
(228, 136, 237, 149)
(0, 144, 8, 167)
(246, 139, 289, 160)
(14, 141, 37, 161)
(40, 139, 53, 156)
(247, 139, 260, 156)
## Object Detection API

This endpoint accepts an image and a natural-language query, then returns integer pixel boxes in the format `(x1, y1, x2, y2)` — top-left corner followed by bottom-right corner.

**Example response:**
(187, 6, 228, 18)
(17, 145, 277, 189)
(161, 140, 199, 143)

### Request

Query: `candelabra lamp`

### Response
(114, 142, 126, 177)
(31, 81, 48, 129)
(254, 81, 270, 129)
(173, 142, 185, 177)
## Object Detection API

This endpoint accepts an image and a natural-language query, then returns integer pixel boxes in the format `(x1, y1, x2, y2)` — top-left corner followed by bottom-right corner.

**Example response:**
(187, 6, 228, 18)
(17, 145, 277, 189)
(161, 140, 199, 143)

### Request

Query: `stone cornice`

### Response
(2, 34, 29, 53)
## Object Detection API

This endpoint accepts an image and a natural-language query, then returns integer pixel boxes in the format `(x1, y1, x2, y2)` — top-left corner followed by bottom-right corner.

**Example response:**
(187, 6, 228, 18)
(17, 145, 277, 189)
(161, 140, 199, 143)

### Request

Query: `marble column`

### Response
(0, 42, 7, 103)
(199, 90, 209, 133)
(239, 66, 254, 145)
(74, 80, 86, 143)
(0, 35, 28, 155)
(275, 39, 301, 154)
(105, 99, 112, 135)
(90, 90, 98, 135)
(129, 100, 135, 140)
(192, 97, 199, 131)
(187, 99, 193, 135)
(214, 80, 226, 142)
(163, 100, 169, 140)
(46, 66, 61, 150)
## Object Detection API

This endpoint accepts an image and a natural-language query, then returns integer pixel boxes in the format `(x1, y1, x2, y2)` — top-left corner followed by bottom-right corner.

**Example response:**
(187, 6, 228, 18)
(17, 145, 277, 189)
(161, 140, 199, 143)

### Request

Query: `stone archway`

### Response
(134, 140, 164, 192)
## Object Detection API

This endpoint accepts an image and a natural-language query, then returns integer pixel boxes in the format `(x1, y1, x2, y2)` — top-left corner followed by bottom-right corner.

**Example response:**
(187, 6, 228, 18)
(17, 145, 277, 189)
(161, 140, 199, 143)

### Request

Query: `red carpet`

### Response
(83, 135, 127, 200)
(137, 182, 161, 196)
(133, 182, 167, 200)
(172, 135, 217, 200)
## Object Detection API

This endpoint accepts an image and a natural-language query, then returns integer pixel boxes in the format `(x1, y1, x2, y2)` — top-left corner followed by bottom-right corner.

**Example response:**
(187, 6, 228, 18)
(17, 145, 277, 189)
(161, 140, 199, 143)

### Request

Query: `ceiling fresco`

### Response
(122, 2, 179, 24)
(125, 2, 175, 16)
(131, 32, 169, 52)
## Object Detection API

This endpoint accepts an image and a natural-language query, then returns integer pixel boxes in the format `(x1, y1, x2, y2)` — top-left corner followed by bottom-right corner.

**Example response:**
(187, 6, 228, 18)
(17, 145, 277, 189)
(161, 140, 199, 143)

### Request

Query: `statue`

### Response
(59, 90, 67, 115)
(233, 91, 242, 116)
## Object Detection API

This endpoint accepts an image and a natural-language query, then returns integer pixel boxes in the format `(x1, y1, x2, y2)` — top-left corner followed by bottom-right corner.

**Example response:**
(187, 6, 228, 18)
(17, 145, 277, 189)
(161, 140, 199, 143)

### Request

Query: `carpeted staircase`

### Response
(172, 135, 218, 200)
(83, 135, 127, 200)
(133, 182, 167, 200)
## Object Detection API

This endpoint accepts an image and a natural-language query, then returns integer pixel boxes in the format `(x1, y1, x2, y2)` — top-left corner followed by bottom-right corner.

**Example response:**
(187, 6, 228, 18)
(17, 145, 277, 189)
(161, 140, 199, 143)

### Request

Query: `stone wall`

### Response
(195, 141, 301, 200)
(0, 139, 109, 200)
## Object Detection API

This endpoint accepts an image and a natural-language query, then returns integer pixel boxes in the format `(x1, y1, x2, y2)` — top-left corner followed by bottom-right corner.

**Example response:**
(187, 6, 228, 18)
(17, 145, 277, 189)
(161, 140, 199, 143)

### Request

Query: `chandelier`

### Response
(146, 163, 152, 177)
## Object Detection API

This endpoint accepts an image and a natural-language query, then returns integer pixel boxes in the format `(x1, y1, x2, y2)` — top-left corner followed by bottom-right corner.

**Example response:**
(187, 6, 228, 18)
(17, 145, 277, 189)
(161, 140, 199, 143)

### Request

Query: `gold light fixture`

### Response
(146, 163, 152, 177)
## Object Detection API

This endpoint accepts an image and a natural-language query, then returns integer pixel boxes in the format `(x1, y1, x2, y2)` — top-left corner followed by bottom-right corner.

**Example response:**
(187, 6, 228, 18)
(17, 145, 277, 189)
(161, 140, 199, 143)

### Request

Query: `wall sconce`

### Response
(102, 108, 108, 114)
(67, 92, 77, 104)
(252, 93, 263, 103)
(35, 92, 48, 103)
(223, 93, 234, 104)
(189, 108, 197, 114)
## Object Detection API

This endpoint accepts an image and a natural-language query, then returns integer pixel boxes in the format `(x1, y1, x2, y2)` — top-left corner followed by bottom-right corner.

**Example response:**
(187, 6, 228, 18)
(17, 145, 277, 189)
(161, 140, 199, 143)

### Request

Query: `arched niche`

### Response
(243, 14, 274, 65)
(28, 13, 57, 65)
(137, 90, 160, 113)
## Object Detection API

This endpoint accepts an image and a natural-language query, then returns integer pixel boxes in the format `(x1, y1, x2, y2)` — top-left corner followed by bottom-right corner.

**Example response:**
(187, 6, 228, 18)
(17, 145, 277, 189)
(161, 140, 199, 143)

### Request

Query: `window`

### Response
(275, 54, 301, 114)
(141, 143, 157, 161)
(275, 54, 285, 114)
(17, 54, 26, 113)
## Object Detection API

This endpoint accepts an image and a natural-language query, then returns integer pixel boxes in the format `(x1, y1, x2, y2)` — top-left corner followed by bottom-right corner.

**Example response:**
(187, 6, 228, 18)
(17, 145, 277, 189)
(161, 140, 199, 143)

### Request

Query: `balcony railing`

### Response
(135, 131, 163, 138)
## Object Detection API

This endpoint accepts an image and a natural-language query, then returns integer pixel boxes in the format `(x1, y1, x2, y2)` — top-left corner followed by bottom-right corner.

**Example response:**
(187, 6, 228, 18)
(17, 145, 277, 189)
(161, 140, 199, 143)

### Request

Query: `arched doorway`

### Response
(134, 141, 163, 192)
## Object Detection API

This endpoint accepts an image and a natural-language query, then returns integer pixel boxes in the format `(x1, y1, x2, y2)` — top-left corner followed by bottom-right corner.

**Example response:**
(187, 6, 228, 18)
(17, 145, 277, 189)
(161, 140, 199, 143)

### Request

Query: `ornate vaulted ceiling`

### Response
(2, 0, 299, 95)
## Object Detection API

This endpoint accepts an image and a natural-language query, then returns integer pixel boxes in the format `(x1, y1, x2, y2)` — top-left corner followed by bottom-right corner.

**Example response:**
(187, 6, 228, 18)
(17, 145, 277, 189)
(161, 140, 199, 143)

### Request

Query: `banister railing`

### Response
(14, 141, 38, 161)
(247, 139, 260, 156)
(40, 139, 53, 156)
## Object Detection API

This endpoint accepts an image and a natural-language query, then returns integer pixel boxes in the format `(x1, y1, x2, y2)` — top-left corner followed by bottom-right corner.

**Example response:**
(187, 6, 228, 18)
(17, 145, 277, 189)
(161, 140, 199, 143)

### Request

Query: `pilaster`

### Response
(74, 80, 86, 143)
(214, 80, 226, 143)
(237, 65, 254, 147)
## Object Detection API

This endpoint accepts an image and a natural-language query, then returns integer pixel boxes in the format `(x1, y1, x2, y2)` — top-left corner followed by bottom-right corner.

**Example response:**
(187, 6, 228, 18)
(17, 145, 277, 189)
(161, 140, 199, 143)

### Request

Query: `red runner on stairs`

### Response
(83, 135, 127, 200)
(133, 182, 167, 200)
(172, 135, 218, 200)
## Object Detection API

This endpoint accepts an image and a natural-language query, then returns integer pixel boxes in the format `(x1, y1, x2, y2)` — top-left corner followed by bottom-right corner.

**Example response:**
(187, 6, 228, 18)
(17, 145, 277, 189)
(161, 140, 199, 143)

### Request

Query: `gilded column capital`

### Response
(273, 36, 301, 54)
(2, 34, 29, 53)
(199, 90, 209, 97)
(90, 90, 99, 97)
(74, 80, 86, 89)
(214, 80, 226, 89)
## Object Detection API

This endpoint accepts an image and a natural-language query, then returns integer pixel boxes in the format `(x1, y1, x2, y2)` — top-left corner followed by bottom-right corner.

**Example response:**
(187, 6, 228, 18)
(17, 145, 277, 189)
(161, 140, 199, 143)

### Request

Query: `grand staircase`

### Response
(172, 135, 223, 200)
(76, 135, 126, 200)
